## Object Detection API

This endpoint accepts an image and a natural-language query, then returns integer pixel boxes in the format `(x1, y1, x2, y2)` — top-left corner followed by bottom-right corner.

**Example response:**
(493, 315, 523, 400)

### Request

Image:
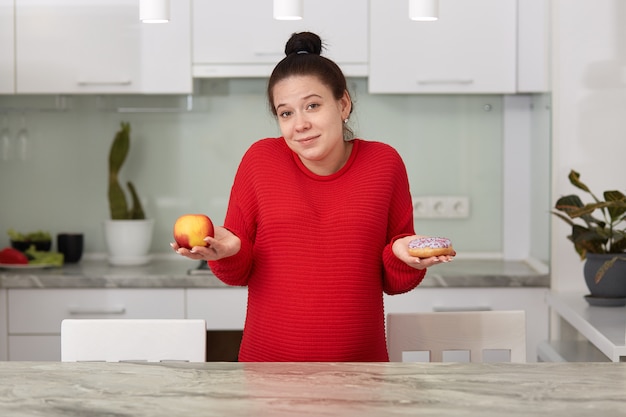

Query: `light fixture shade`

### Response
(409, 0, 439, 21)
(274, 0, 303, 21)
(140, 0, 170, 23)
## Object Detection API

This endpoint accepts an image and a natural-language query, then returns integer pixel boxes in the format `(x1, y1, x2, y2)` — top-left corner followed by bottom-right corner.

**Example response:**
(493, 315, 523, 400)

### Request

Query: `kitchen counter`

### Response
(541, 292, 626, 362)
(0, 361, 623, 417)
(0, 256, 549, 289)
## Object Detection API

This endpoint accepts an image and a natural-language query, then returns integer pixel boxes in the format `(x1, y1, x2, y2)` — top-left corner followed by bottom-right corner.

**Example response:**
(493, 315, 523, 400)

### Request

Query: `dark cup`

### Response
(57, 233, 83, 263)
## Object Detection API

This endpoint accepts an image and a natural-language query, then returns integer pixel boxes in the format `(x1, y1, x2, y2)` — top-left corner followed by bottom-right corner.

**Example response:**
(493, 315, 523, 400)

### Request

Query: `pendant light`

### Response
(273, 0, 303, 21)
(140, 0, 170, 23)
(409, 0, 439, 21)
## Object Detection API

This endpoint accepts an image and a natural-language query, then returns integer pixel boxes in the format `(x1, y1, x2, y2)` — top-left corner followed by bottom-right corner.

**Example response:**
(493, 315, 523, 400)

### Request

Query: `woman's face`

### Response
(273, 75, 352, 175)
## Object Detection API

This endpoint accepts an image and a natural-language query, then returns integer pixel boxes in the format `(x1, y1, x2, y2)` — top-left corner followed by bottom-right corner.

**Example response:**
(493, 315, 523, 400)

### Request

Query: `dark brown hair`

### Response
(267, 32, 354, 139)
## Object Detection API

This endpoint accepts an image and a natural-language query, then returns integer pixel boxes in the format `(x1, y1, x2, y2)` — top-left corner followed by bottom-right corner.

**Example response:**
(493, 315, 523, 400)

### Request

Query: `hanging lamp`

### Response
(274, 0, 303, 20)
(140, 0, 170, 23)
(409, 0, 439, 21)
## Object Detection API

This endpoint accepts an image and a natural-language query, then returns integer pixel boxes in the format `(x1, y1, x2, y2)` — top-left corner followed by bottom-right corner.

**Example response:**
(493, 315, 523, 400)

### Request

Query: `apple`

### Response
(173, 214, 214, 250)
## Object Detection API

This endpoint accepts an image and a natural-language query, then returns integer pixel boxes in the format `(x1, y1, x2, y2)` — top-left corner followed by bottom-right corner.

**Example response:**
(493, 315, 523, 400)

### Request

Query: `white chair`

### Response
(61, 319, 207, 362)
(387, 310, 527, 363)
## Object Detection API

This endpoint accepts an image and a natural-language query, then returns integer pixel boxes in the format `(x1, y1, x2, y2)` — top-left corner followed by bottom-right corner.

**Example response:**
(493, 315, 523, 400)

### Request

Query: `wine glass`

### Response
(16, 114, 28, 161)
(0, 114, 11, 161)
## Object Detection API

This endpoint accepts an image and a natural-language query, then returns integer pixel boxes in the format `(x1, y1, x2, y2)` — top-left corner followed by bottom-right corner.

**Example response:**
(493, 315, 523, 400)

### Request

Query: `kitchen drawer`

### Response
(8, 288, 185, 334)
(9, 336, 60, 361)
(186, 288, 248, 330)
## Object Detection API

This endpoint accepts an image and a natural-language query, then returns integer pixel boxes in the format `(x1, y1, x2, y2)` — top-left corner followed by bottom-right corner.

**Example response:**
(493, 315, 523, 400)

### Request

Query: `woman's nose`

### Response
(294, 114, 310, 131)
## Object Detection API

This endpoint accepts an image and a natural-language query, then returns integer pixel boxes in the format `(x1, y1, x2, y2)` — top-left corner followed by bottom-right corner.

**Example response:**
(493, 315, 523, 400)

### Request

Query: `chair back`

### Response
(387, 310, 526, 363)
(61, 319, 207, 362)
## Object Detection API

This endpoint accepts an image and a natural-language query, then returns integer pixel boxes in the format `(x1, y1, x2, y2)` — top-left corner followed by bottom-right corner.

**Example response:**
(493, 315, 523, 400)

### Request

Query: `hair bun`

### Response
(284, 32, 323, 56)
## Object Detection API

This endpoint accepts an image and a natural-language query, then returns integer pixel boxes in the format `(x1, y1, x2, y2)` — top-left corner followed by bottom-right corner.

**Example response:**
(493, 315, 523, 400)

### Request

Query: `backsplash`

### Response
(0, 78, 550, 259)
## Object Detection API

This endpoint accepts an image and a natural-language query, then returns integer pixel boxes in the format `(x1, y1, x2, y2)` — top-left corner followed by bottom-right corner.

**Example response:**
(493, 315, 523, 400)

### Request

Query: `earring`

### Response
(343, 118, 349, 124)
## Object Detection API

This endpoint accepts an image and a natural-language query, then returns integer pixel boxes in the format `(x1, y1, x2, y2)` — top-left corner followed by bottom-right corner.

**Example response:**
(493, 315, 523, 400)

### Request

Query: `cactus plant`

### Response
(108, 122, 146, 220)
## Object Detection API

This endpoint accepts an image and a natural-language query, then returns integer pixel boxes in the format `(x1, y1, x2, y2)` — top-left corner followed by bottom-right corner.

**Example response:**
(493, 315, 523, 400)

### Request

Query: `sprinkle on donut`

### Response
(408, 237, 451, 249)
(407, 237, 455, 258)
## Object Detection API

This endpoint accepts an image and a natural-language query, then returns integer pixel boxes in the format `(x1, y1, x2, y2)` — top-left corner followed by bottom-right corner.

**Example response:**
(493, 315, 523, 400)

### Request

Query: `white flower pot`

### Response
(103, 219, 155, 266)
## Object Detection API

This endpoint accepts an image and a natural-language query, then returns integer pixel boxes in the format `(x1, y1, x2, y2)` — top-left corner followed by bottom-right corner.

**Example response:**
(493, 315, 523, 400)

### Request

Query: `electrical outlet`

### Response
(412, 196, 470, 219)
(448, 196, 470, 218)
(412, 197, 432, 218)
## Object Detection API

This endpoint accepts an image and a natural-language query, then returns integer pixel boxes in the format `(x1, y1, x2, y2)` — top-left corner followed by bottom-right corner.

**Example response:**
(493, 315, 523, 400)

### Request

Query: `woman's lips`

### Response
(296, 135, 319, 144)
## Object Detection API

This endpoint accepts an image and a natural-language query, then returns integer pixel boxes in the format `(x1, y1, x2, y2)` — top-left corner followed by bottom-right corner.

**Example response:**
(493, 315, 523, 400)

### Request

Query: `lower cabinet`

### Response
(384, 288, 549, 362)
(0, 289, 7, 360)
(6, 288, 185, 361)
(1, 286, 547, 362)
(186, 288, 248, 330)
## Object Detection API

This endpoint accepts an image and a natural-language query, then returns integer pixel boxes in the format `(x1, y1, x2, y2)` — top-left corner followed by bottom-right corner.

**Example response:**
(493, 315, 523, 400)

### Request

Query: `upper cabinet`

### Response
(517, 0, 550, 93)
(0, 0, 15, 94)
(15, 0, 192, 94)
(369, 0, 517, 94)
(192, 0, 368, 78)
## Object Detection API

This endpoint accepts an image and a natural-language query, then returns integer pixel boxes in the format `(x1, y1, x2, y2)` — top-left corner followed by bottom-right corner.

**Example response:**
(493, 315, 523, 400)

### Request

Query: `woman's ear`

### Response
(340, 89, 352, 120)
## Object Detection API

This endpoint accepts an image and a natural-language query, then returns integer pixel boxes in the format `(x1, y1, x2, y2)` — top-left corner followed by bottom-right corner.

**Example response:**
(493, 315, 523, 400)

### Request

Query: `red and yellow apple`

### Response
(173, 214, 214, 250)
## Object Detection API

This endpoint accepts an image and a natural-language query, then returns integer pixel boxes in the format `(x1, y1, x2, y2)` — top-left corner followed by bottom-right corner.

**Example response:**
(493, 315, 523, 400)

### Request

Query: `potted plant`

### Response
(103, 122, 154, 266)
(552, 169, 626, 305)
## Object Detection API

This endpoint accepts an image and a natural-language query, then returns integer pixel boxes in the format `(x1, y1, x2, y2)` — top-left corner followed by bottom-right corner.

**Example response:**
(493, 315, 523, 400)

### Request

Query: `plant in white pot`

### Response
(103, 122, 154, 266)
(552, 170, 626, 305)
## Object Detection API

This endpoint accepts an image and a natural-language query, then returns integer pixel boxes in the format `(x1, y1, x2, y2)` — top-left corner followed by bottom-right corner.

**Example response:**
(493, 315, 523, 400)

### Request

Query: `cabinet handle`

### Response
(253, 51, 283, 56)
(417, 79, 475, 85)
(77, 80, 132, 86)
(433, 306, 491, 312)
(68, 306, 126, 315)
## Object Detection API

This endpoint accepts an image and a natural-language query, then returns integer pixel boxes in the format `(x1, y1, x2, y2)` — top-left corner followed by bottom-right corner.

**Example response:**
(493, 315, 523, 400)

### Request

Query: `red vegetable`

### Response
(0, 247, 29, 264)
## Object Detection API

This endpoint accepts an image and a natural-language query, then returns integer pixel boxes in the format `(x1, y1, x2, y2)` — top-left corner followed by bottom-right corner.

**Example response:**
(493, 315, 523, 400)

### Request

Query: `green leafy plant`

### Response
(7, 229, 51, 242)
(552, 169, 626, 282)
(108, 122, 145, 220)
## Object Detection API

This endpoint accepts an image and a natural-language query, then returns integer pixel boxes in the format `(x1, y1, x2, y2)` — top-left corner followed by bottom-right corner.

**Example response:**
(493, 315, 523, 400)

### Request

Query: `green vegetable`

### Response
(24, 246, 64, 266)
(7, 229, 52, 242)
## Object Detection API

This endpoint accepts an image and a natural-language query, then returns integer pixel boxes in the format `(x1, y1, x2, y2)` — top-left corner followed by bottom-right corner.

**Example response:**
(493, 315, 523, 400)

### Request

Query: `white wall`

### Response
(551, 0, 626, 292)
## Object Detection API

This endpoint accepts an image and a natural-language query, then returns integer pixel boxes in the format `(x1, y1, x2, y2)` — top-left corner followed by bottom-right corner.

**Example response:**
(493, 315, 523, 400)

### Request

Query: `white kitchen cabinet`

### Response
(0, 289, 7, 360)
(186, 288, 248, 330)
(369, 0, 517, 94)
(192, 0, 368, 78)
(0, 0, 14, 94)
(15, 0, 192, 94)
(517, 0, 550, 92)
(7, 288, 185, 361)
(384, 288, 549, 362)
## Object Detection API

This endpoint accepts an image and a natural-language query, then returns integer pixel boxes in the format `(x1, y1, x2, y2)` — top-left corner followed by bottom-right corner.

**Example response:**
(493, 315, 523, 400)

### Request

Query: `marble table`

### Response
(1, 361, 624, 416)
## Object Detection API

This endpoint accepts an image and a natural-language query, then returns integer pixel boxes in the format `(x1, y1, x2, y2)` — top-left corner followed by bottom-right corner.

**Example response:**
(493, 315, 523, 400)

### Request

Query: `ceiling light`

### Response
(409, 0, 439, 21)
(274, 0, 303, 21)
(140, 0, 170, 23)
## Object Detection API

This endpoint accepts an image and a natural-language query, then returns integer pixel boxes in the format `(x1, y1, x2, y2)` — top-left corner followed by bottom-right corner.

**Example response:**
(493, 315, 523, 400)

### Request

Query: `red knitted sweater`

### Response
(209, 138, 426, 361)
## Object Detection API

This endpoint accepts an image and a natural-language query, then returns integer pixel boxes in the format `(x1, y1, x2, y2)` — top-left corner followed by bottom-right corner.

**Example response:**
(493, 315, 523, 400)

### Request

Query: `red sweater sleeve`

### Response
(380, 149, 427, 294)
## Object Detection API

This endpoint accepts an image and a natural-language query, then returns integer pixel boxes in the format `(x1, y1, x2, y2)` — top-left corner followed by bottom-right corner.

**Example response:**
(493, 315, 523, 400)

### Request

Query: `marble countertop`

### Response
(0, 256, 549, 289)
(0, 361, 623, 417)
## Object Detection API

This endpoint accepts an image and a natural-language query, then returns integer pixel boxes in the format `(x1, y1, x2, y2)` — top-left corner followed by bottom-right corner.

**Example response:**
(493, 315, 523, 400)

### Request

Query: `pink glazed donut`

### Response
(408, 237, 455, 258)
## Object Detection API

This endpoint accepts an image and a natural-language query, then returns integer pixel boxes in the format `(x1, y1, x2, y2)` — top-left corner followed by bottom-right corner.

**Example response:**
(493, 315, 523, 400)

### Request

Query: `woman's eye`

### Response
(279, 111, 292, 118)
(307, 103, 320, 110)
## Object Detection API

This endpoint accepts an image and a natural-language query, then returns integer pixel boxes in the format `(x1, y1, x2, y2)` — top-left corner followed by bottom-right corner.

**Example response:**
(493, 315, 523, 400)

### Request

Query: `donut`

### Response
(408, 237, 455, 258)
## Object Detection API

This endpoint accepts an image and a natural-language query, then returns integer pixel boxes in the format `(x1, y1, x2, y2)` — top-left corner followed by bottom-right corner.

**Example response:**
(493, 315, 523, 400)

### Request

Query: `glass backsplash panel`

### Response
(0, 78, 515, 256)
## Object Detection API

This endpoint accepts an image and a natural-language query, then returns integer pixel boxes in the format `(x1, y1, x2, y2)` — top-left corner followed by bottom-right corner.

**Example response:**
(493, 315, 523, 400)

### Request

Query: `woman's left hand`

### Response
(392, 235, 455, 270)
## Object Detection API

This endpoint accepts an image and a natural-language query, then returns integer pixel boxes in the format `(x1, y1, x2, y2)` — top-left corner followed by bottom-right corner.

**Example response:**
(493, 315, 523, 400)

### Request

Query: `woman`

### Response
(173, 32, 454, 361)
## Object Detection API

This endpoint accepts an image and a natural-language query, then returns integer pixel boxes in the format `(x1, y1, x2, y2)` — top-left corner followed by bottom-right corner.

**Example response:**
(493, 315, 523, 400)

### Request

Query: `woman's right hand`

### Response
(170, 225, 241, 261)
